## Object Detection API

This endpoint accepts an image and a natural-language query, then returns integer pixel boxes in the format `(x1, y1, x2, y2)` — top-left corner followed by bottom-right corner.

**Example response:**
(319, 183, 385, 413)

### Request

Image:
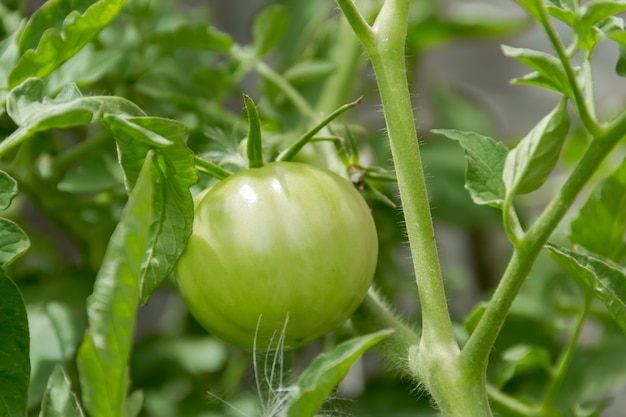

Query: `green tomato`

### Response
(175, 161, 378, 350)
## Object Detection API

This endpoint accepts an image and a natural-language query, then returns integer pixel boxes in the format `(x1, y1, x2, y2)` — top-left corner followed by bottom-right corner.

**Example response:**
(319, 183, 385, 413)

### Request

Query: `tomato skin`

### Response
(175, 161, 378, 350)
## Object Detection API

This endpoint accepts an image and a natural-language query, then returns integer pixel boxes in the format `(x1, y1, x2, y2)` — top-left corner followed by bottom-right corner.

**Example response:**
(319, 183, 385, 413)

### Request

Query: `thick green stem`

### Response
(337, 1, 492, 415)
(366, 0, 455, 350)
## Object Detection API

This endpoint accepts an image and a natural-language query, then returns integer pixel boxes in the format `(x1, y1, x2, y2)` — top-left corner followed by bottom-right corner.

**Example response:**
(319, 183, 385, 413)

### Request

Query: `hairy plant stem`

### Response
(337, 1, 493, 416)
(364, 0, 456, 351)
(351, 289, 420, 370)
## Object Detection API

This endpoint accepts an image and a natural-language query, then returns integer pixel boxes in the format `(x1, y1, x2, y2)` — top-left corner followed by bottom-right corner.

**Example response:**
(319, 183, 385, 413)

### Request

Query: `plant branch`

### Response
(362, 0, 455, 349)
(335, 0, 374, 49)
(487, 384, 536, 417)
(461, 112, 626, 375)
(536, 3, 601, 136)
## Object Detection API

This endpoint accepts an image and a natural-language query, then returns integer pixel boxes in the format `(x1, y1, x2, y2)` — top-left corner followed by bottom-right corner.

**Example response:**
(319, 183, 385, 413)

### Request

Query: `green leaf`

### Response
(124, 390, 143, 417)
(252, 4, 290, 56)
(0, 32, 21, 105)
(6, 79, 196, 304)
(2, 78, 143, 157)
(493, 344, 553, 387)
(6, 79, 101, 131)
(0, 271, 30, 417)
(76, 153, 155, 417)
(546, 0, 577, 26)
(0, 170, 17, 210)
(149, 24, 233, 54)
(104, 115, 176, 148)
(432, 129, 509, 208)
(39, 365, 85, 417)
(285, 329, 393, 417)
(547, 243, 626, 333)
(111, 119, 196, 303)
(0, 218, 30, 268)
(58, 155, 124, 193)
(502, 45, 572, 96)
(8, 0, 128, 87)
(503, 99, 570, 195)
(570, 159, 626, 262)
(574, 0, 626, 50)
(22, 275, 89, 409)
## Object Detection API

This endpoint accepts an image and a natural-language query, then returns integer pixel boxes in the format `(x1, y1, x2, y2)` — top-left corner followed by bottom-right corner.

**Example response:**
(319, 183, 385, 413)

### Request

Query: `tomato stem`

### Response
(338, 1, 493, 415)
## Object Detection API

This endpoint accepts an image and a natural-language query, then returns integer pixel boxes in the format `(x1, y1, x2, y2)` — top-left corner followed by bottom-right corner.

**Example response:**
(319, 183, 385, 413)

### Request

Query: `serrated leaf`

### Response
(111, 119, 196, 303)
(570, 158, 626, 262)
(253, 4, 289, 56)
(548, 243, 626, 333)
(76, 152, 154, 417)
(502, 45, 572, 97)
(16, 0, 93, 53)
(39, 365, 85, 417)
(7, 79, 101, 130)
(8, 0, 128, 87)
(432, 129, 509, 208)
(286, 330, 393, 417)
(5, 78, 196, 305)
(2, 78, 144, 156)
(0, 271, 30, 417)
(503, 99, 570, 195)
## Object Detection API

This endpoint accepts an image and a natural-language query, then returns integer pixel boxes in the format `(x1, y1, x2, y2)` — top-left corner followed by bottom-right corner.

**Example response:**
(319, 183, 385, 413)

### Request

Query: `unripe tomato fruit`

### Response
(175, 161, 378, 350)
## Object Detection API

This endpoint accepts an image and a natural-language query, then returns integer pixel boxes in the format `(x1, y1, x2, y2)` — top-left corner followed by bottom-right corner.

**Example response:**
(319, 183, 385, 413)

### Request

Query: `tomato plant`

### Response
(176, 161, 378, 350)
(1, 1, 626, 417)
